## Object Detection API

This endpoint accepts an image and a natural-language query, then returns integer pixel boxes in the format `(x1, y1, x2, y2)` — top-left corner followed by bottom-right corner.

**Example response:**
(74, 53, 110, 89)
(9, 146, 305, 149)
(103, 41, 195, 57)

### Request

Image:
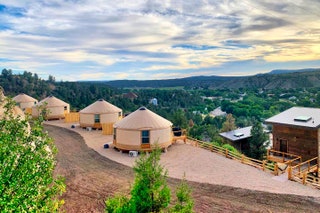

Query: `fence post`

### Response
(241, 154, 244, 163)
(274, 163, 278, 176)
(302, 172, 307, 185)
(262, 160, 266, 171)
(225, 149, 228, 158)
(288, 166, 292, 180)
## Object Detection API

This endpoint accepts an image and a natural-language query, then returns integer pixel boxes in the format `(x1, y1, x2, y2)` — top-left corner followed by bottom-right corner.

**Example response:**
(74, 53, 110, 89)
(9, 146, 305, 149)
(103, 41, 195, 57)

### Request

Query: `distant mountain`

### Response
(268, 68, 320, 75)
(104, 75, 242, 88)
(103, 68, 320, 89)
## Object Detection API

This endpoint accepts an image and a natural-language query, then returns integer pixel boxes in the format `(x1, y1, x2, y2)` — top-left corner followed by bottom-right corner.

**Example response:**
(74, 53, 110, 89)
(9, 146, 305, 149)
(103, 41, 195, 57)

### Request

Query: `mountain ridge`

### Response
(103, 68, 320, 89)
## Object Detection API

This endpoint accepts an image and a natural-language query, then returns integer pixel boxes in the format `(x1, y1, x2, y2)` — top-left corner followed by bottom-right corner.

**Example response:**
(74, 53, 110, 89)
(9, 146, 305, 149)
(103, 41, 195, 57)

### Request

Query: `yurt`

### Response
(13, 93, 38, 113)
(32, 95, 70, 120)
(113, 107, 173, 151)
(0, 87, 25, 119)
(79, 99, 122, 129)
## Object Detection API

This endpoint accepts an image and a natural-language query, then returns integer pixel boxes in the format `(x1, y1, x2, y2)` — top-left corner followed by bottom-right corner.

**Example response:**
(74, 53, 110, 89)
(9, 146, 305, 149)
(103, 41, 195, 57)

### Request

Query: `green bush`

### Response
(222, 143, 240, 154)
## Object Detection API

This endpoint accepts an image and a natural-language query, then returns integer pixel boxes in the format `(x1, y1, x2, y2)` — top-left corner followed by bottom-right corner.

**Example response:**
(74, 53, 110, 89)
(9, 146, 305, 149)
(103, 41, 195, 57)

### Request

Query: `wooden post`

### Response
(302, 172, 307, 185)
(288, 166, 292, 180)
(262, 160, 266, 171)
(241, 154, 244, 163)
(225, 149, 228, 158)
(274, 163, 278, 176)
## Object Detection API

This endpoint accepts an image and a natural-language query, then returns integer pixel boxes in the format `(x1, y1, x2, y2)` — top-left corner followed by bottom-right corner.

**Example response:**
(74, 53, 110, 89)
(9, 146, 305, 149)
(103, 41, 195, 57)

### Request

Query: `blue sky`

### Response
(0, 0, 320, 81)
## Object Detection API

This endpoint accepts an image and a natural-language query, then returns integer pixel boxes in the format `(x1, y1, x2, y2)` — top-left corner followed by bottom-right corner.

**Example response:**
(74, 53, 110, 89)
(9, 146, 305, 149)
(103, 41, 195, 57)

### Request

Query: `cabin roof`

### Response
(219, 126, 252, 142)
(265, 107, 320, 128)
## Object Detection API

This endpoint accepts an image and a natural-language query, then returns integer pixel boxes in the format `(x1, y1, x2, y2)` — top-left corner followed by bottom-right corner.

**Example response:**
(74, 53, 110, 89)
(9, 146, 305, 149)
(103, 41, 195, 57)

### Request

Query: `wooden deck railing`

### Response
(288, 157, 319, 185)
(187, 137, 276, 174)
(267, 149, 302, 166)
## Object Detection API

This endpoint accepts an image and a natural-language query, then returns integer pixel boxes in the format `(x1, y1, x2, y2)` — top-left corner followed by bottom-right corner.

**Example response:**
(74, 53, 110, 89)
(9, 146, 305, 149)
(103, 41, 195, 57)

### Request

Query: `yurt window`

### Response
(64, 106, 67, 110)
(141, 130, 150, 144)
(94, 114, 100, 123)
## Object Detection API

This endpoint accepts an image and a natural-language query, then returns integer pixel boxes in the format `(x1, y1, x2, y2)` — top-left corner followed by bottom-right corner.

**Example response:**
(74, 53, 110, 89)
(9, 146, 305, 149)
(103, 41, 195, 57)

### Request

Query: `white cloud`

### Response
(0, 0, 319, 80)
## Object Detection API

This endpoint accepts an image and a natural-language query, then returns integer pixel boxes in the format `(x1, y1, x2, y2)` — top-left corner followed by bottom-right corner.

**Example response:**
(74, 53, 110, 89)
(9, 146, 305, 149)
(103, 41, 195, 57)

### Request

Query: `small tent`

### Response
(32, 95, 69, 120)
(113, 107, 173, 151)
(79, 99, 122, 129)
(13, 93, 38, 113)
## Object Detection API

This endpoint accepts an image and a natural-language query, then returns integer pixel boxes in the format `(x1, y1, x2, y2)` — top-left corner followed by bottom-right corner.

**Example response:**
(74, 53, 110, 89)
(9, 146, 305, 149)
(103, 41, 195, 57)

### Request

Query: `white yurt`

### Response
(32, 95, 70, 120)
(79, 99, 122, 129)
(0, 88, 25, 119)
(13, 93, 38, 113)
(113, 107, 173, 151)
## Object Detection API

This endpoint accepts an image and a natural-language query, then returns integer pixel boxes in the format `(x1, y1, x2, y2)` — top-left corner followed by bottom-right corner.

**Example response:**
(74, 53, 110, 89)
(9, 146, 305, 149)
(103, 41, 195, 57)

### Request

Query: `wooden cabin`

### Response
(32, 95, 69, 120)
(79, 99, 122, 130)
(113, 107, 173, 151)
(265, 107, 320, 161)
(219, 126, 252, 152)
(13, 93, 38, 114)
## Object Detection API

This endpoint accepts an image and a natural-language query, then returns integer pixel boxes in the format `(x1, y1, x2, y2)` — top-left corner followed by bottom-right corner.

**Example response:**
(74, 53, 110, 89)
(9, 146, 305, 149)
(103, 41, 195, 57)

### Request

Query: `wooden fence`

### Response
(102, 123, 114, 135)
(65, 112, 80, 123)
(267, 149, 302, 166)
(288, 157, 319, 187)
(187, 137, 276, 174)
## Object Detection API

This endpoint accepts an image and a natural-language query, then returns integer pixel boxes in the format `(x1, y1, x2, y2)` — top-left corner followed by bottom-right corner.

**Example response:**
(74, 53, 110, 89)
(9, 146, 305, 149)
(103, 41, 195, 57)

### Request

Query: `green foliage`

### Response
(222, 143, 240, 154)
(221, 114, 236, 132)
(172, 177, 194, 213)
(105, 147, 194, 213)
(130, 148, 171, 212)
(0, 98, 65, 212)
(105, 194, 130, 213)
(105, 147, 171, 213)
(245, 121, 269, 160)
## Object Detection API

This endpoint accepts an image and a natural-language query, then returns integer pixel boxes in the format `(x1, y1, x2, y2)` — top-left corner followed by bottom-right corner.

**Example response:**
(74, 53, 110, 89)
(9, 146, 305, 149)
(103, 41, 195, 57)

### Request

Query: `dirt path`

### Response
(47, 125, 320, 212)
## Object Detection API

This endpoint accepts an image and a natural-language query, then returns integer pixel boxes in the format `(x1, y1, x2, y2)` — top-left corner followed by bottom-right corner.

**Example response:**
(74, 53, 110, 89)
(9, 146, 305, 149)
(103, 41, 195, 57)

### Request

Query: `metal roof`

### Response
(219, 126, 252, 142)
(265, 107, 320, 128)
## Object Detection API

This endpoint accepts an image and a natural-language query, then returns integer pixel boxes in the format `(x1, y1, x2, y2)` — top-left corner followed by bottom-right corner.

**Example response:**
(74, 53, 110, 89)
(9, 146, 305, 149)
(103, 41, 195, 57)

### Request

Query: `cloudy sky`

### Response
(0, 0, 320, 81)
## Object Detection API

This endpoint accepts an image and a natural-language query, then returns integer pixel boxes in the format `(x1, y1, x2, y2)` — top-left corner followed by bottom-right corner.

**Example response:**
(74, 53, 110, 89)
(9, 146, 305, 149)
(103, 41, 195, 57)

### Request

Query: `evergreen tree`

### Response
(130, 148, 171, 212)
(0, 98, 65, 212)
(172, 177, 194, 213)
(105, 147, 194, 213)
(246, 120, 269, 160)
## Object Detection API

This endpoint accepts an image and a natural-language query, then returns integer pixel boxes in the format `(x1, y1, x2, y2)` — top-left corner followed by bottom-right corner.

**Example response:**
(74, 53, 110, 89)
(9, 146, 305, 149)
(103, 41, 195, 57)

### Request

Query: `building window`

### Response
(141, 130, 150, 144)
(64, 106, 67, 110)
(94, 114, 100, 123)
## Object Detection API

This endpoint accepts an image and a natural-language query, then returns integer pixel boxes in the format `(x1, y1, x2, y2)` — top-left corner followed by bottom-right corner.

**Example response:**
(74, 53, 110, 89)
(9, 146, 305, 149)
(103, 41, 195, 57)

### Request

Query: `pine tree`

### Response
(246, 121, 269, 160)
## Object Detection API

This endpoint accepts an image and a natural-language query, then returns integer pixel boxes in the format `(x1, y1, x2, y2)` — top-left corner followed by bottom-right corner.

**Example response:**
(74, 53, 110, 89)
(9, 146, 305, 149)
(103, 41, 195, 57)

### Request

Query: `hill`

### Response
(104, 69, 320, 89)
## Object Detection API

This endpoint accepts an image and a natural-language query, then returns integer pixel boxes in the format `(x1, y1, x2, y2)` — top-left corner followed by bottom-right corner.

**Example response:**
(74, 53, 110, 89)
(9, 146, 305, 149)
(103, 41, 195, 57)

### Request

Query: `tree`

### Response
(245, 120, 269, 160)
(172, 177, 194, 213)
(0, 98, 65, 212)
(221, 114, 236, 132)
(105, 147, 194, 213)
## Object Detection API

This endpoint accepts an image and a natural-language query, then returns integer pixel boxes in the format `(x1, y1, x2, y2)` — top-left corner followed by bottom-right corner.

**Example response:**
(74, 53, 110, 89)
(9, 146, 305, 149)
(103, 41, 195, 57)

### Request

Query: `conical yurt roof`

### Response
(80, 99, 122, 114)
(37, 95, 68, 107)
(13, 93, 37, 103)
(114, 107, 172, 130)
